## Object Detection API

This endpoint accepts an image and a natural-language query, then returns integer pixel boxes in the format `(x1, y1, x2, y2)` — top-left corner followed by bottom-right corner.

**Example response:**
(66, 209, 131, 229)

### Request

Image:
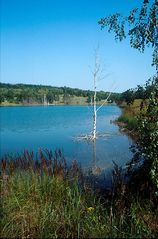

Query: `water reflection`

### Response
(0, 105, 132, 171)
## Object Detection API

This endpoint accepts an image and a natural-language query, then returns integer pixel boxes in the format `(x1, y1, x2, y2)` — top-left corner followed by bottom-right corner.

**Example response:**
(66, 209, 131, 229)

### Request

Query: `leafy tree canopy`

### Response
(98, 0, 158, 70)
(0, 83, 120, 104)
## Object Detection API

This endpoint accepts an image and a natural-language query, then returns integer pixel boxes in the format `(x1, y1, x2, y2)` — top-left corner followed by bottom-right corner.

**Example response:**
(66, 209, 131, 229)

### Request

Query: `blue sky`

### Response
(0, 0, 155, 92)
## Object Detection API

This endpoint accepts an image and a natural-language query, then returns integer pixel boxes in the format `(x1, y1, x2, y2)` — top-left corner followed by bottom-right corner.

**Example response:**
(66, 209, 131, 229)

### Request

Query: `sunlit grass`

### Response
(117, 99, 145, 130)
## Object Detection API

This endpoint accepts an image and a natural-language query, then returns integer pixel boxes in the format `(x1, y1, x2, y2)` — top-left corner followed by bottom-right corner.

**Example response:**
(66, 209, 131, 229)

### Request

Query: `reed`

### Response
(1, 150, 157, 238)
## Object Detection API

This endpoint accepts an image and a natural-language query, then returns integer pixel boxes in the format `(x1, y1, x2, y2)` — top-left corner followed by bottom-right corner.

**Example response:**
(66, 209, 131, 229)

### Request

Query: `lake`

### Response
(0, 105, 133, 175)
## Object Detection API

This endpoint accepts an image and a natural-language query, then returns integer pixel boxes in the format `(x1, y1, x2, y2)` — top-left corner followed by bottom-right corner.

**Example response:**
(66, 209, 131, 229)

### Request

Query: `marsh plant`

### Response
(1, 149, 157, 238)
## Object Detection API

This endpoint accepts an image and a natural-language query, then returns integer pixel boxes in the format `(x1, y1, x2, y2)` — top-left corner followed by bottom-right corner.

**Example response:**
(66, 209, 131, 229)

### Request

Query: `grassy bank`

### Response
(1, 150, 157, 238)
(0, 98, 111, 106)
(117, 99, 143, 131)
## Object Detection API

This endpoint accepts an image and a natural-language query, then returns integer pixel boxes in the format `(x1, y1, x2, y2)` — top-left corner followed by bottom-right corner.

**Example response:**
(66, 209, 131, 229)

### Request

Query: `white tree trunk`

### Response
(93, 79, 97, 140)
(76, 50, 113, 142)
(76, 47, 114, 141)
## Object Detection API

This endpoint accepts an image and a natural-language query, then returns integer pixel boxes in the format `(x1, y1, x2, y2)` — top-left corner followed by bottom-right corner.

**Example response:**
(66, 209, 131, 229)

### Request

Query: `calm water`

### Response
(0, 105, 133, 174)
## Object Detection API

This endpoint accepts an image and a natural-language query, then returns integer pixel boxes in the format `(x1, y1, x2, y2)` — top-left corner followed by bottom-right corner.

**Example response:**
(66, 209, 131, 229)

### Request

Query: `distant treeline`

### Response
(1, 77, 157, 105)
(119, 76, 158, 105)
(0, 83, 121, 105)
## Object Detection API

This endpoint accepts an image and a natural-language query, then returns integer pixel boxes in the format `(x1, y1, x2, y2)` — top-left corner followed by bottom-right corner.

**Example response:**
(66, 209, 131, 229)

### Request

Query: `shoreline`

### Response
(114, 103, 139, 141)
(0, 102, 116, 107)
(115, 120, 138, 141)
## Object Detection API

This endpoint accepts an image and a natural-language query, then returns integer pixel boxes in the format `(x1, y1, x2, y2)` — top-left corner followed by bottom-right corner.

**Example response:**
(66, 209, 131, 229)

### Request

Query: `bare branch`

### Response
(96, 83, 116, 112)
(97, 72, 112, 82)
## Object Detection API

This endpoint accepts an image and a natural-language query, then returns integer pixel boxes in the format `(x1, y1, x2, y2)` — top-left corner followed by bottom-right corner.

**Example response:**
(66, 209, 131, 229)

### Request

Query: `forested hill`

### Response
(0, 82, 120, 105)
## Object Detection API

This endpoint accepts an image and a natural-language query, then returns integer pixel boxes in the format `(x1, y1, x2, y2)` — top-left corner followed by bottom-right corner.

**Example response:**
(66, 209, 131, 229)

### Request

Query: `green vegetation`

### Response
(1, 150, 157, 238)
(117, 99, 141, 130)
(1, 1, 158, 237)
(134, 91, 158, 190)
(0, 82, 120, 105)
(98, 2, 158, 235)
(119, 77, 158, 106)
(1, 81, 157, 238)
(117, 77, 158, 197)
(99, 0, 158, 70)
(117, 76, 158, 129)
(98, 0, 158, 131)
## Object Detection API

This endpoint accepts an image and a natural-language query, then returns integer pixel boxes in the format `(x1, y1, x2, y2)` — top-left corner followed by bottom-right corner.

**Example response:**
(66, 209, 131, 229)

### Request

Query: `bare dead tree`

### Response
(75, 48, 115, 142)
(90, 48, 114, 140)
(92, 50, 98, 140)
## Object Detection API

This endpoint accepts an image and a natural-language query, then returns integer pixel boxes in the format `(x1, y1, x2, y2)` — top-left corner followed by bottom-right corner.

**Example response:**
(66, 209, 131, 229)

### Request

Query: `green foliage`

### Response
(137, 90, 158, 189)
(120, 76, 158, 105)
(117, 77, 158, 196)
(123, 77, 158, 195)
(0, 93, 4, 103)
(121, 89, 135, 105)
(118, 115, 138, 130)
(135, 85, 145, 99)
(46, 90, 59, 103)
(0, 82, 120, 105)
(98, 0, 158, 70)
(1, 151, 110, 238)
(145, 75, 158, 98)
(1, 150, 157, 238)
(130, 201, 152, 237)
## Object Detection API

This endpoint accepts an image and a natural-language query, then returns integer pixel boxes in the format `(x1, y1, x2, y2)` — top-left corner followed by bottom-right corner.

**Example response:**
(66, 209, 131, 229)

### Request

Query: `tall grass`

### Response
(117, 99, 144, 130)
(1, 150, 157, 238)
